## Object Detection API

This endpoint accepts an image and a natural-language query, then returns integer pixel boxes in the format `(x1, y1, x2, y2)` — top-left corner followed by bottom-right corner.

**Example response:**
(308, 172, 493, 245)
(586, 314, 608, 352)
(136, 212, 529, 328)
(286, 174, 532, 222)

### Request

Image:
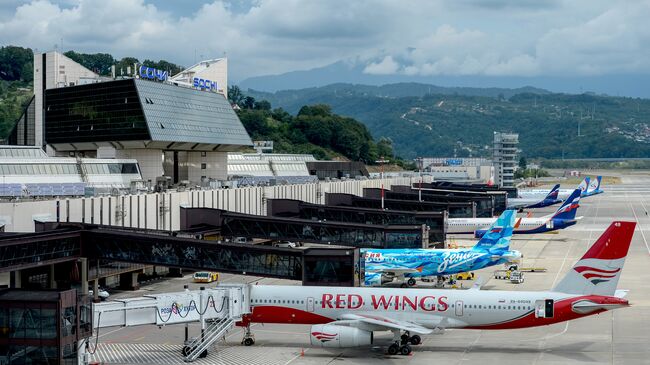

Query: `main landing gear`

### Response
(241, 323, 255, 346)
(387, 330, 421, 355)
(400, 278, 417, 288)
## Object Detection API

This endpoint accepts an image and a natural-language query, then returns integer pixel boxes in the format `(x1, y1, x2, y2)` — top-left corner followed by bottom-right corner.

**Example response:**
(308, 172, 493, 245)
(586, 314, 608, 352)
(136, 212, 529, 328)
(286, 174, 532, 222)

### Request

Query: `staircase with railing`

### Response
(182, 312, 239, 361)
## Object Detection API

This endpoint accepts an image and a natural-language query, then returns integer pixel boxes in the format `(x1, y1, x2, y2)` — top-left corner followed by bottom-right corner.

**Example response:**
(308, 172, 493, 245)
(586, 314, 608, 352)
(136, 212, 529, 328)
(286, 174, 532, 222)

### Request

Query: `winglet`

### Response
(469, 276, 484, 291)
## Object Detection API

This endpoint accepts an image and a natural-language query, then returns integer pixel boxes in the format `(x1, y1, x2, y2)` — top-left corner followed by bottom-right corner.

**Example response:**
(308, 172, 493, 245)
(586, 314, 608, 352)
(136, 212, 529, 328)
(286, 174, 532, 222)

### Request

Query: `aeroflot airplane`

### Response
(362, 210, 519, 287)
(507, 184, 562, 209)
(447, 188, 582, 237)
(238, 221, 635, 356)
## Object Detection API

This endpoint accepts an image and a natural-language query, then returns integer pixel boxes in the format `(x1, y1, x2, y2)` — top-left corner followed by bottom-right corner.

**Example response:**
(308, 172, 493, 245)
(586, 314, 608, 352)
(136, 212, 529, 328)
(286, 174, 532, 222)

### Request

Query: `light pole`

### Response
(416, 157, 424, 202)
(375, 157, 390, 209)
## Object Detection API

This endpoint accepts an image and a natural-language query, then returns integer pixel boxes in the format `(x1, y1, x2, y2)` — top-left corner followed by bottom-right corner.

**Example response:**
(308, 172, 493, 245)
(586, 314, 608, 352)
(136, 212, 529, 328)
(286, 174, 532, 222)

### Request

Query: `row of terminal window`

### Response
(0, 163, 139, 175)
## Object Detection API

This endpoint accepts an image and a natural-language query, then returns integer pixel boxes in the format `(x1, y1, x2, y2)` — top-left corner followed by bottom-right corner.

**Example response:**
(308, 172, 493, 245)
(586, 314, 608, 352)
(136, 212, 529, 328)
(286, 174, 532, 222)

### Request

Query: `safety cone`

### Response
(300, 348, 305, 356)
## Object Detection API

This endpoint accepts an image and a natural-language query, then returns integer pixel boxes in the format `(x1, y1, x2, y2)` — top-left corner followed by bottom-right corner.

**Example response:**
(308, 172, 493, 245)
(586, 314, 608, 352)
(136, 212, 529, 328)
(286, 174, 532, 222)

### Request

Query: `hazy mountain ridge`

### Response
(245, 84, 650, 159)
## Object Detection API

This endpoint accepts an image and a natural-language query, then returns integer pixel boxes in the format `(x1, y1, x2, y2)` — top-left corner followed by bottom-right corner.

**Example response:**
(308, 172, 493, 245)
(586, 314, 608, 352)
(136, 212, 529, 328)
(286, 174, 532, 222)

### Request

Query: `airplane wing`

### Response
(338, 313, 433, 334)
(370, 268, 423, 278)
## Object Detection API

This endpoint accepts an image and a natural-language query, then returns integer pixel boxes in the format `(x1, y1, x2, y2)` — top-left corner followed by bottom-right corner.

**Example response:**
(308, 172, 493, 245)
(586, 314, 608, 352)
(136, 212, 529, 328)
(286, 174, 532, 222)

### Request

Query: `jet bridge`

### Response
(90, 284, 250, 362)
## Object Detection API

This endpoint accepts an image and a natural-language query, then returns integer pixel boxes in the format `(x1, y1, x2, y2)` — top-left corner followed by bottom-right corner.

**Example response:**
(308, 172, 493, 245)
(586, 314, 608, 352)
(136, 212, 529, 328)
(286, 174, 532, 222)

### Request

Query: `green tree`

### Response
(519, 156, 527, 170)
(0, 46, 33, 81)
(242, 96, 256, 109)
(228, 85, 244, 106)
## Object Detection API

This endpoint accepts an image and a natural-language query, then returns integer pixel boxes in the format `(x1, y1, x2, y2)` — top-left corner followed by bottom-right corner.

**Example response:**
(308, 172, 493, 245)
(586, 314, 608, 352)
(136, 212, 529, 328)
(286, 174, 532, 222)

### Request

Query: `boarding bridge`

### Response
(89, 284, 250, 362)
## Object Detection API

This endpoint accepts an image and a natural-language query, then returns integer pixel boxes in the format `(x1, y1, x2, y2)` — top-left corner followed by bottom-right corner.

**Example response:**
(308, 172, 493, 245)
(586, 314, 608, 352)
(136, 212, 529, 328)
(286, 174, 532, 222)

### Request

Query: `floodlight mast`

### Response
(375, 157, 390, 209)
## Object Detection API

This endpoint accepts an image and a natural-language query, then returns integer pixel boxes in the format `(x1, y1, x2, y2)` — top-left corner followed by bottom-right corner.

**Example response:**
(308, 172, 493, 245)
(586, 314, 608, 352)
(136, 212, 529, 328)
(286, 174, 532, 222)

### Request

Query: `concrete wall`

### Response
(116, 149, 164, 183)
(187, 151, 228, 182)
(0, 176, 433, 232)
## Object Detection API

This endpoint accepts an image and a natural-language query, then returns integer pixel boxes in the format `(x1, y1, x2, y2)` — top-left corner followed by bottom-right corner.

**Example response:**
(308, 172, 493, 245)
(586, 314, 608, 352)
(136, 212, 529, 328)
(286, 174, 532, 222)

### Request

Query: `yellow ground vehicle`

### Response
(193, 271, 219, 283)
(454, 272, 475, 280)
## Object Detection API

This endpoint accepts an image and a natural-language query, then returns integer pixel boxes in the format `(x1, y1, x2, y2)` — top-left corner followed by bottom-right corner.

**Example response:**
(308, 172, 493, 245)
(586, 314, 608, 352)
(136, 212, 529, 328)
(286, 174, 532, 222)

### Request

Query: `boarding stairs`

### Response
(89, 283, 250, 363)
(183, 314, 238, 361)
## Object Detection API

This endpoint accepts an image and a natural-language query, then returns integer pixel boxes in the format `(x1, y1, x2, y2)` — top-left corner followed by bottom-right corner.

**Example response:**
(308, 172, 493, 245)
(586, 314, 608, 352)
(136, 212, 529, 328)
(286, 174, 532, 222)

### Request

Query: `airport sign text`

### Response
(193, 77, 218, 92)
(139, 65, 168, 82)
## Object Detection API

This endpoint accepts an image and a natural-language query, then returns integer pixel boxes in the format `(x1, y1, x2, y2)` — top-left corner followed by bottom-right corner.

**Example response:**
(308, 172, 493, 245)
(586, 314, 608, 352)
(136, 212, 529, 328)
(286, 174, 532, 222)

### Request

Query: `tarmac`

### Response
(89, 172, 650, 365)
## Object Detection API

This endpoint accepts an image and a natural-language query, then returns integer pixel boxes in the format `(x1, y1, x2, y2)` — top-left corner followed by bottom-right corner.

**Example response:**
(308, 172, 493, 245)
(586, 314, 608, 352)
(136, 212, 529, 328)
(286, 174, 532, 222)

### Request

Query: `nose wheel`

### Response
(241, 323, 255, 346)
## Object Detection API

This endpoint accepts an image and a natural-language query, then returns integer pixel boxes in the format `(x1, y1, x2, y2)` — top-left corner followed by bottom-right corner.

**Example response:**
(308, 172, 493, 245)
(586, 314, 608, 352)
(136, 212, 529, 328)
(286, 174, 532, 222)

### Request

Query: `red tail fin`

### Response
(554, 221, 635, 296)
(581, 221, 635, 260)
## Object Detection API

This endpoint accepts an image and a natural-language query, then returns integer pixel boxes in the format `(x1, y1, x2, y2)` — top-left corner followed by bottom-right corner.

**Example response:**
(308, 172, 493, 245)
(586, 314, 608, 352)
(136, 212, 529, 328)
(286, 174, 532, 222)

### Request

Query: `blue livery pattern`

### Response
(363, 210, 519, 286)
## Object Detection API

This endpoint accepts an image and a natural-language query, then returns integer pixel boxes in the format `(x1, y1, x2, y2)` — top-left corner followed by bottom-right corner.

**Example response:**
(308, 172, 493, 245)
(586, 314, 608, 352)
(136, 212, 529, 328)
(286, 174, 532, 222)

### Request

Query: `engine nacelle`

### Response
(474, 229, 487, 238)
(310, 325, 373, 348)
(363, 272, 394, 286)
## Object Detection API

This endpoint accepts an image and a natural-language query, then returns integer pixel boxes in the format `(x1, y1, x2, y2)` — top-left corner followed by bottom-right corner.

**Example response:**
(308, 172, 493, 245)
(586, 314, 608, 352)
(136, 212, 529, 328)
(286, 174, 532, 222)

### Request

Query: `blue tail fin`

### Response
(545, 184, 561, 200)
(473, 210, 516, 251)
(578, 176, 590, 192)
(552, 189, 581, 220)
(589, 176, 602, 192)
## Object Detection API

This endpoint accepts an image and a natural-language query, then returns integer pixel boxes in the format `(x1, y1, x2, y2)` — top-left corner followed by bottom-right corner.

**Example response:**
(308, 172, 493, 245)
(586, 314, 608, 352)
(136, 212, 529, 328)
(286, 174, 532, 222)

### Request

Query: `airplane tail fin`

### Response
(587, 176, 602, 193)
(553, 221, 635, 296)
(552, 189, 581, 220)
(473, 210, 516, 251)
(578, 176, 591, 193)
(545, 184, 561, 200)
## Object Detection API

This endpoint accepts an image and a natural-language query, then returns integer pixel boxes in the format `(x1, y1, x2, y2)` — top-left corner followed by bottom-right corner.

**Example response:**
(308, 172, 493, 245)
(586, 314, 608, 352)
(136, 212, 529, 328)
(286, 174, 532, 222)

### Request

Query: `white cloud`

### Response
(0, 0, 647, 81)
(363, 56, 400, 75)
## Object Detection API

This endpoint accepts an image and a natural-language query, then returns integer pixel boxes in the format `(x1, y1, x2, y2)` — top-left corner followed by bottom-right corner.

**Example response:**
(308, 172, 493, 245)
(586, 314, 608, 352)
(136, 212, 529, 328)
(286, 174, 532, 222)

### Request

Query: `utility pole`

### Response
(375, 157, 390, 209)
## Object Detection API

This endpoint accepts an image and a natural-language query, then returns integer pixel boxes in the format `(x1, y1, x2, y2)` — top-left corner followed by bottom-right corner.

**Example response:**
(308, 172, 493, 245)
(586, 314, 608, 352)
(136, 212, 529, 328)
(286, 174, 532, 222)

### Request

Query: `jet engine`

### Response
(309, 325, 373, 348)
(364, 272, 394, 286)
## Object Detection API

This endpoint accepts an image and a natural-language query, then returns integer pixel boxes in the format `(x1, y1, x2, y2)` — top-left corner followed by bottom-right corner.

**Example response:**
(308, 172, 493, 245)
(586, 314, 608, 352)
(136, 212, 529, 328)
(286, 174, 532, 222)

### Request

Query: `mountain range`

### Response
(245, 83, 650, 160)
(238, 60, 650, 99)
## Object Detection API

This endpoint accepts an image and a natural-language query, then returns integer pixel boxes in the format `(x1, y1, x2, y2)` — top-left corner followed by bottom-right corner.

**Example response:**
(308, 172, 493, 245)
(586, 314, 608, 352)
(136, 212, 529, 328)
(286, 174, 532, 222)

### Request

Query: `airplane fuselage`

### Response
(243, 285, 628, 330)
(362, 248, 519, 285)
(447, 217, 576, 235)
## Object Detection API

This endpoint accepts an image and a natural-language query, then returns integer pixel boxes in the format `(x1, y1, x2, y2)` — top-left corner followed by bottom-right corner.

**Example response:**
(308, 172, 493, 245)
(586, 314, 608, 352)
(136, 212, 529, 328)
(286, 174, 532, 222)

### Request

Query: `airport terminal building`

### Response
(8, 51, 253, 186)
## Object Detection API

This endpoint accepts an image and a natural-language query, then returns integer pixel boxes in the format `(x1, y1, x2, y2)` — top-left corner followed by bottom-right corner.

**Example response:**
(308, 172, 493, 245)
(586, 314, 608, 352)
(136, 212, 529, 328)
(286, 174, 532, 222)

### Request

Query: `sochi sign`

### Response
(193, 77, 218, 92)
(138, 65, 168, 82)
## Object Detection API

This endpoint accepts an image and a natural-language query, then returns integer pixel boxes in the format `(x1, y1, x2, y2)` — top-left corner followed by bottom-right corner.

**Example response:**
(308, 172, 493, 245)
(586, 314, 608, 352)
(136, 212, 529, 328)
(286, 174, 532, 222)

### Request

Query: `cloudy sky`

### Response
(0, 0, 648, 91)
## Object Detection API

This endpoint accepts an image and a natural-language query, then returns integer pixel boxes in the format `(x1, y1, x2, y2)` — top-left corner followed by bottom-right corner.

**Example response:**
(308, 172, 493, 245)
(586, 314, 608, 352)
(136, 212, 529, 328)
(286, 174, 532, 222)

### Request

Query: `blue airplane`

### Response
(582, 176, 604, 197)
(362, 210, 520, 287)
(507, 184, 563, 209)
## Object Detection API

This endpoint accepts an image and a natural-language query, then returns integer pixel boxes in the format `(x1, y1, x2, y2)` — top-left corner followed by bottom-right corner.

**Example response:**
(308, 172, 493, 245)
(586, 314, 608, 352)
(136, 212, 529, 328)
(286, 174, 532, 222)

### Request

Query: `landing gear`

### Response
(407, 278, 416, 287)
(387, 330, 417, 356)
(400, 344, 412, 355)
(241, 323, 255, 346)
(409, 335, 421, 345)
(388, 343, 400, 355)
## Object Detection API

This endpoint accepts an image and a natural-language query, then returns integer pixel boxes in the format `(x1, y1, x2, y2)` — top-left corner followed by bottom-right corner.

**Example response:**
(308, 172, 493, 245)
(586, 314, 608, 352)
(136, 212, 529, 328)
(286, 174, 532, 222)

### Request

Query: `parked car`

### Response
(89, 288, 110, 300)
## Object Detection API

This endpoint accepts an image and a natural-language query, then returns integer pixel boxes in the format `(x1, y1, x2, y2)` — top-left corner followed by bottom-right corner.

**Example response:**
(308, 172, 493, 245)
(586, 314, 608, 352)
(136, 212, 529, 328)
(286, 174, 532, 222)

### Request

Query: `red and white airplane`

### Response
(238, 221, 635, 355)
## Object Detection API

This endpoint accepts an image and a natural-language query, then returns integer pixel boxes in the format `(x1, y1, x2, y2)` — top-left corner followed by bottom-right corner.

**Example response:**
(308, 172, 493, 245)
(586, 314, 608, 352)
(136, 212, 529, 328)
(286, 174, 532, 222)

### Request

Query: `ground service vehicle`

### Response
(193, 272, 219, 283)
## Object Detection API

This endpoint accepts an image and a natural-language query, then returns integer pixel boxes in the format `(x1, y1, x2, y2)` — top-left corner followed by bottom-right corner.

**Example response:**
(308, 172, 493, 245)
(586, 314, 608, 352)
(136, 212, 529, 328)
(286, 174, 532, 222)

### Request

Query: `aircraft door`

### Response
(455, 300, 463, 316)
(546, 220, 554, 229)
(534, 299, 554, 318)
(307, 297, 315, 312)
